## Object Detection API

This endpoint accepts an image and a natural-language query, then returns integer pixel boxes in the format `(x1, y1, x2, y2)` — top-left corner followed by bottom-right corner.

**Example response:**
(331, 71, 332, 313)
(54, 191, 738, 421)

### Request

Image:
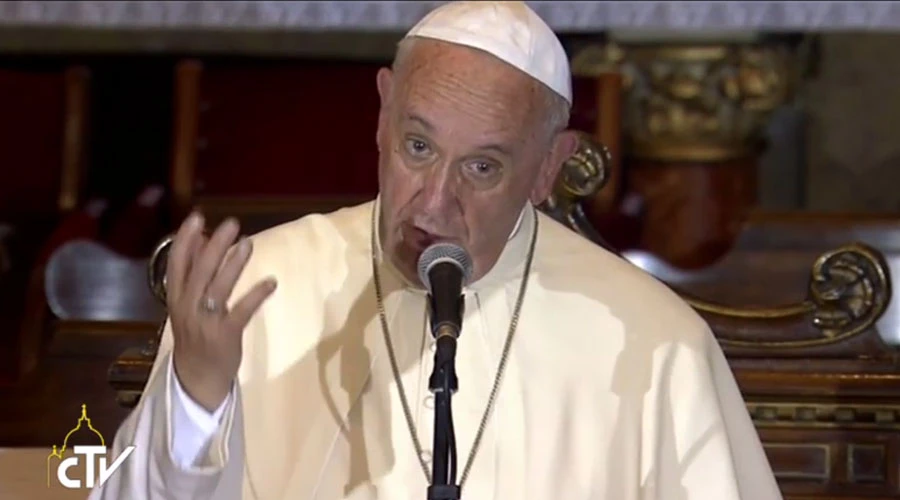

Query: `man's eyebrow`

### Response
(477, 143, 513, 158)
(404, 113, 434, 132)
(404, 112, 512, 157)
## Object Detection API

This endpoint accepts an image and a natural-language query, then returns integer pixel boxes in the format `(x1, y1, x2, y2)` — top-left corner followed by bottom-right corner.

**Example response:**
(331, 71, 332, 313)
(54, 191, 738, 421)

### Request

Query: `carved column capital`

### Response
(573, 41, 796, 162)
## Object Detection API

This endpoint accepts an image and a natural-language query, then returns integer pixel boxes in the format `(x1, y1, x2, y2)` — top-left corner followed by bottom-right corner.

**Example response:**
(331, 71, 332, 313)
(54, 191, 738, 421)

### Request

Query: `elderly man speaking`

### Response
(91, 2, 781, 499)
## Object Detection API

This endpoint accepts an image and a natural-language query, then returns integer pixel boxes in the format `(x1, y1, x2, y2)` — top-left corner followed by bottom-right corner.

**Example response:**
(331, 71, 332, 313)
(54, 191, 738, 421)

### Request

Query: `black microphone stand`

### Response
(426, 292, 464, 500)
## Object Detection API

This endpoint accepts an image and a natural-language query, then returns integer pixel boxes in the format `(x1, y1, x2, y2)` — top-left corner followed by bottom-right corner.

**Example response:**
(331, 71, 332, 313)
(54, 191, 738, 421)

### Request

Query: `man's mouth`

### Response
(401, 223, 450, 251)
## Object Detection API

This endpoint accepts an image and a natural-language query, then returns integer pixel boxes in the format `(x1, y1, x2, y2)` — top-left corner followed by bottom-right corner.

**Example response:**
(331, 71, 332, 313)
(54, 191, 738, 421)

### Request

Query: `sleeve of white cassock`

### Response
(645, 328, 783, 500)
(170, 357, 234, 467)
(86, 320, 246, 500)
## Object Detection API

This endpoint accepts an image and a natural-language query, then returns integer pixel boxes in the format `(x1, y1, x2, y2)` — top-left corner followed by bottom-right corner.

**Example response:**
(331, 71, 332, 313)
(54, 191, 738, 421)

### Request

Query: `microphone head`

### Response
(417, 242, 474, 291)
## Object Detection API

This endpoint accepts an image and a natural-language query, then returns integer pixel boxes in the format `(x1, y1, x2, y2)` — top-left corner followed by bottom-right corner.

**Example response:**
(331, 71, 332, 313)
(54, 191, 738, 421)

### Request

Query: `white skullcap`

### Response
(403, 1, 572, 107)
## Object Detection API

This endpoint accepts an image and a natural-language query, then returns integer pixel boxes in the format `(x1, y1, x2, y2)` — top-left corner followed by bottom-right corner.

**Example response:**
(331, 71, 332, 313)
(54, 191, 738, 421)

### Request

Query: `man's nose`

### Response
(420, 163, 458, 212)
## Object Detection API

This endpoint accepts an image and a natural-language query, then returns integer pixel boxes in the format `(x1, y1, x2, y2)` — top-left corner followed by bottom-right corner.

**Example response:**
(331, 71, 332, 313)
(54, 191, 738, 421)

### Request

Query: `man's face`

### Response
(375, 39, 575, 286)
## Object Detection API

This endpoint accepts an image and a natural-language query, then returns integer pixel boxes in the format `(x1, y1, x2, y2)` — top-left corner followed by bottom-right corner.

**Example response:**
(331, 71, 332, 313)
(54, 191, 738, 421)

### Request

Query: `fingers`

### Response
(166, 211, 268, 335)
(205, 237, 254, 306)
(185, 217, 241, 305)
(226, 278, 278, 331)
(166, 212, 204, 305)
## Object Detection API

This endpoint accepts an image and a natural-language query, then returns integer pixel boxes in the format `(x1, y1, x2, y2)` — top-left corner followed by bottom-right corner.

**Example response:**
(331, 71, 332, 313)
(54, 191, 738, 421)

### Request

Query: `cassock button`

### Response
(424, 395, 435, 409)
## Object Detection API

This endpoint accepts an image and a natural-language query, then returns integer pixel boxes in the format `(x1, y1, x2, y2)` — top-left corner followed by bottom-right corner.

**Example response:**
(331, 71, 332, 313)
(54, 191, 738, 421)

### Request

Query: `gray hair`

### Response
(540, 84, 571, 140)
(392, 37, 570, 144)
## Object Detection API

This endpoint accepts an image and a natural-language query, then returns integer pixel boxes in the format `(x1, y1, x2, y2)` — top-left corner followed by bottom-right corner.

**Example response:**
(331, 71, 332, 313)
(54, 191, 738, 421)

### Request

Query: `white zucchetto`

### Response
(403, 1, 572, 106)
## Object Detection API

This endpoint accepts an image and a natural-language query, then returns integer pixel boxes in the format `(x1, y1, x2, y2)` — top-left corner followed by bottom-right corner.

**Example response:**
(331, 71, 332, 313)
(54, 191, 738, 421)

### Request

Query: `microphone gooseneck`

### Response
(416, 242, 473, 500)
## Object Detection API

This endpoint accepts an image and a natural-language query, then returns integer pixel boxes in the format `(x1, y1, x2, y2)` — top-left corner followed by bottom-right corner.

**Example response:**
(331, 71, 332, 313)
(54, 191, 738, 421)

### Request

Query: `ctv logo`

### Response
(46, 404, 135, 489)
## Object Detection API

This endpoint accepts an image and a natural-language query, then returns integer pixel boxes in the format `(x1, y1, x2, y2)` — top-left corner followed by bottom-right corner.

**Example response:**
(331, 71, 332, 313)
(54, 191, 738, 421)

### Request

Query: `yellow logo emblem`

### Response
(46, 404, 134, 489)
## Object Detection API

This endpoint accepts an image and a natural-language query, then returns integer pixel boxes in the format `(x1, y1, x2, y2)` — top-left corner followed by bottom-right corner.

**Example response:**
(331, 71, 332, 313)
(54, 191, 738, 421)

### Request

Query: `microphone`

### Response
(417, 242, 473, 499)
(417, 242, 474, 340)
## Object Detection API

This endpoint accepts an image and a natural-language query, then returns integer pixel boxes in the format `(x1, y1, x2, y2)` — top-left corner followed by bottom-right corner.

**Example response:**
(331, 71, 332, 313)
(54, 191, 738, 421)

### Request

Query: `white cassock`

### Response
(88, 198, 782, 500)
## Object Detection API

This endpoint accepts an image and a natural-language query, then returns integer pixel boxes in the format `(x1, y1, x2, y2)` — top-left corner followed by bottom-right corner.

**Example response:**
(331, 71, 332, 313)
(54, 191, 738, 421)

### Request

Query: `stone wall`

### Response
(801, 33, 900, 212)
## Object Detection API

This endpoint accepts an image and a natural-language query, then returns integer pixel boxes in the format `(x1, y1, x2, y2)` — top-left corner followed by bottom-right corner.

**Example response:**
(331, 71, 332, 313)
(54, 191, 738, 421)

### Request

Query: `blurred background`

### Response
(1, 2, 900, 499)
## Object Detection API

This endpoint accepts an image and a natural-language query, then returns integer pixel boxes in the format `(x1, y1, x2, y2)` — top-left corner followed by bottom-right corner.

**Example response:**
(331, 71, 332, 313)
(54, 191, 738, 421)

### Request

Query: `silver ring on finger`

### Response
(199, 296, 221, 315)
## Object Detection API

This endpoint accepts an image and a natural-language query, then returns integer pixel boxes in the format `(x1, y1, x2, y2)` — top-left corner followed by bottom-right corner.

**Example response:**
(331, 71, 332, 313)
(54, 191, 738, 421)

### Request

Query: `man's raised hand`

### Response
(166, 212, 277, 412)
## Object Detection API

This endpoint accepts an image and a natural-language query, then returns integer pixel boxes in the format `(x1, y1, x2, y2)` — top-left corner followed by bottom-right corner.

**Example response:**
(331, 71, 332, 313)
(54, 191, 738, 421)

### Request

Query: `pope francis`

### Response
(89, 2, 782, 499)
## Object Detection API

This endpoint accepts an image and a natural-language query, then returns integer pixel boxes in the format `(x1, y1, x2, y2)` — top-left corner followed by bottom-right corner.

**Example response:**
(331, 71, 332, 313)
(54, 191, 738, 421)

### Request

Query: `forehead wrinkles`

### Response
(400, 45, 542, 143)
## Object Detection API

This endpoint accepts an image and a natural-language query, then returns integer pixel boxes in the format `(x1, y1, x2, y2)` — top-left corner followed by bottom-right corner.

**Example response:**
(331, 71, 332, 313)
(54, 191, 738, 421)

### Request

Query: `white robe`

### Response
(88, 199, 782, 500)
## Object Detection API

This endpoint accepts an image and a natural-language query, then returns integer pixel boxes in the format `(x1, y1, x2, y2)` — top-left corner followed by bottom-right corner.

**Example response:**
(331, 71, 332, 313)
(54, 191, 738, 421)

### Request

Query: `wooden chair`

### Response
(0, 190, 172, 445)
(0, 236, 160, 446)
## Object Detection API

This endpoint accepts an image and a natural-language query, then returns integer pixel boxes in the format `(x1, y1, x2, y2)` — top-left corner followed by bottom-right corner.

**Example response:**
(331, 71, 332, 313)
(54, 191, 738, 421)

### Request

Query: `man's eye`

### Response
(465, 161, 498, 177)
(405, 138, 431, 156)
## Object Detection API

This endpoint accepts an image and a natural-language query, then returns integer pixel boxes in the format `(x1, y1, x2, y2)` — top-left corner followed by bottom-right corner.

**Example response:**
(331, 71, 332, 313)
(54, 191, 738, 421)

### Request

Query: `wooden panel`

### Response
(0, 66, 65, 216)
(194, 195, 373, 237)
(194, 60, 384, 199)
(759, 427, 900, 498)
(765, 442, 831, 482)
(849, 444, 887, 484)
(0, 321, 152, 446)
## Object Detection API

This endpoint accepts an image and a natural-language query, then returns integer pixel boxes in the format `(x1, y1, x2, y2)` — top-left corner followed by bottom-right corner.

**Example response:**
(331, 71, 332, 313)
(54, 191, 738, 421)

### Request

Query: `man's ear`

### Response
(375, 67, 395, 149)
(530, 130, 580, 205)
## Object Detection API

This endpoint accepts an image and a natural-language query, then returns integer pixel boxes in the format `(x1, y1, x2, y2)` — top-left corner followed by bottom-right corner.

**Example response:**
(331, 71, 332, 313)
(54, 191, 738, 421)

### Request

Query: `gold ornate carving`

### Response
(542, 132, 613, 243)
(558, 131, 611, 199)
(572, 42, 794, 162)
(705, 242, 891, 348)
(809, 244, 892, 339)
(546, 132, 611, 209)
(547, 135, 892, 349)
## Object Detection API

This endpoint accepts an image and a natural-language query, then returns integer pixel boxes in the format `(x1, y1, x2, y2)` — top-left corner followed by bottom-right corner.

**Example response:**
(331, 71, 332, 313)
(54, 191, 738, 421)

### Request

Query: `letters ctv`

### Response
(46, 404, 135, 489)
